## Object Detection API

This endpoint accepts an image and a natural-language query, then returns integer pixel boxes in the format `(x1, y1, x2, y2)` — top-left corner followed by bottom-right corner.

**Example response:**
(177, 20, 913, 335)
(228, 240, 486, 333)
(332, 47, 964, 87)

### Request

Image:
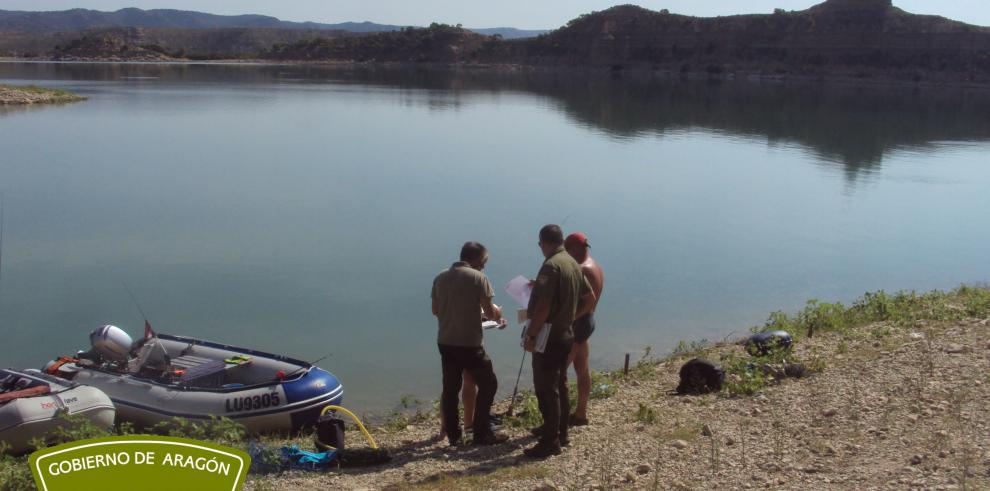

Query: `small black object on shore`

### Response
(745, 330, 793, 357)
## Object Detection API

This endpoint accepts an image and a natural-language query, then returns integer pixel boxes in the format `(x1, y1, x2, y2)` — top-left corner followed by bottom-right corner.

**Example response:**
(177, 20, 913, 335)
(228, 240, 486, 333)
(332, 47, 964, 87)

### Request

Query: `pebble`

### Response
(702, 424, 714, 436)
(671, 439, 689, 449)
(822, 408, 838, 417)
(910, 455, 924, 465)
(635, 464, 652, 475)
(622, 471, 637, 483)
(944, 344, 970, 354)
(725, 435, 736, 446)
(533, 481, 559, 491)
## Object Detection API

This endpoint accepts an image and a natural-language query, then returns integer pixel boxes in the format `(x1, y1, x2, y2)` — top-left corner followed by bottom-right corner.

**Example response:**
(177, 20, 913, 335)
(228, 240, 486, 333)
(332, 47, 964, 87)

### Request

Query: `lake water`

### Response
(1, 62, 989, 413)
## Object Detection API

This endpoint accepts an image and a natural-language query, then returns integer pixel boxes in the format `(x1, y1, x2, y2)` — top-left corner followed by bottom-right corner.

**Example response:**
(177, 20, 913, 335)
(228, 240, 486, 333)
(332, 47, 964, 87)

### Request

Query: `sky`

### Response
(2, 1, 989, 29)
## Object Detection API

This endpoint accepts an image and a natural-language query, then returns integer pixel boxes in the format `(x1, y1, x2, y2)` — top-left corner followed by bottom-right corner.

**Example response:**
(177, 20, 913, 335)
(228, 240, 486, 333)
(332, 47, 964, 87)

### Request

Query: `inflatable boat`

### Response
(0, 368, 115, 454)
(47, 327, 343, 434)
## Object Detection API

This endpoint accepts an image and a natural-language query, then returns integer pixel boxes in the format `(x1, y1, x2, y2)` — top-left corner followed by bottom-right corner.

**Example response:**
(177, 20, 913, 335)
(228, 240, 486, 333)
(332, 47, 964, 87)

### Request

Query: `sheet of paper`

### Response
(504, 275, 532, 308)
(518, 322, 551, 353)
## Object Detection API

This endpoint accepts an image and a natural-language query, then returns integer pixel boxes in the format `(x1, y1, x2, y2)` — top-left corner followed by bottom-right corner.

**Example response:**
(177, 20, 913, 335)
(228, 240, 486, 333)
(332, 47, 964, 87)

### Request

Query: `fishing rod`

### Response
(283, 354, 329, 379)
(122, 281, 156, 339)
(506, 348, 526, 417)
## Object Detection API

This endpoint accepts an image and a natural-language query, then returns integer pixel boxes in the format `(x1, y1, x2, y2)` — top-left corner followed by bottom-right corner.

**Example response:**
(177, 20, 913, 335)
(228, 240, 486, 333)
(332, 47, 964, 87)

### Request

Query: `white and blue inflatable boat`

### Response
(46, 327, 343, 434)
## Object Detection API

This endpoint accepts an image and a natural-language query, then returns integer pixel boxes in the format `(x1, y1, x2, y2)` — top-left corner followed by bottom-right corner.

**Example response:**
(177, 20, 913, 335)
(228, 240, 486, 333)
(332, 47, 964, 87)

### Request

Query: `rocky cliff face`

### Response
(516, 0, 990, 81)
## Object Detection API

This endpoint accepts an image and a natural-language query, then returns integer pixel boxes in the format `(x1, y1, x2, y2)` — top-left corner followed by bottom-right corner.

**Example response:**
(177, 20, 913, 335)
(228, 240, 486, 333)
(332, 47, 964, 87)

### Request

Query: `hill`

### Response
(264, 24, 495, 63)
(2, 1, 988, 84)
(0, 8, 398, 33)
(512, 0, 990, 80)
(0, 8, 546, 39)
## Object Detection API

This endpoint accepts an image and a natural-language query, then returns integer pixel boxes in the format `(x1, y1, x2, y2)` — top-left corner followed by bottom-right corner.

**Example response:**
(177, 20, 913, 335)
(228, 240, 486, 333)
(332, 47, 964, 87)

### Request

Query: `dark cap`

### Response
(565, 232, 590, 248)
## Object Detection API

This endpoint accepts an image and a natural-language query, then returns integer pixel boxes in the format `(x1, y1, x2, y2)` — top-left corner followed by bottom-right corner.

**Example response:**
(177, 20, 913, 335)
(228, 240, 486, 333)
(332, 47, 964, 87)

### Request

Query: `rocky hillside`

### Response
(519, 0, 990, 79)
(3, 1, 988, 83)
(5, 27, 352, 60)
(263, 24, 497, 63)
(0, 8, 545, 39)
(0, 8, 384, 33)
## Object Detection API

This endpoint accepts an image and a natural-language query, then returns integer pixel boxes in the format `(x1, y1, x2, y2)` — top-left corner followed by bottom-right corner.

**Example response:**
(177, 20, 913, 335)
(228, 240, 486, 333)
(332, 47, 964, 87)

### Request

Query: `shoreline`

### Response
(4, 57, 990, 91)
(2, 285, 987, 489)
(246, 285, 990, 489)
(0, 83, 86, 105)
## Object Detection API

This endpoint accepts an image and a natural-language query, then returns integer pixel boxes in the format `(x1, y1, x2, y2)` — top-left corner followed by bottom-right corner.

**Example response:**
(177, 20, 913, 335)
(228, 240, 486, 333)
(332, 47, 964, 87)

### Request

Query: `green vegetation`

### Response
(634, 402, 660, 424)
(754, 286, 990, 339)
(0, 84, 86, 104)
(0, 413, 247, 491)
(718, 285, 990, 396)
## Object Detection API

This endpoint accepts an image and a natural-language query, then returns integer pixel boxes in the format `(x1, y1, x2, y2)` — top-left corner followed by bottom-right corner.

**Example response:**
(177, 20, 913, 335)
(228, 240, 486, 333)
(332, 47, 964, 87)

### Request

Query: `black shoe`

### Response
(560, 435, 570, 447)
(447, 432, 463, 447)
(529, 426, 544, 437)
(568, 414, 589, 427)
(523, 441, 562, 459)
(472, 432, 509, 446)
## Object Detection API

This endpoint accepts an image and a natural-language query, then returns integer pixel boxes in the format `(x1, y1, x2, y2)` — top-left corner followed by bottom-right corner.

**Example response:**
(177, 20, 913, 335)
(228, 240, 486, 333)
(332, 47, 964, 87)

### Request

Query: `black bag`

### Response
(676, 358, 724, 395)
(316, 414, 346, 451)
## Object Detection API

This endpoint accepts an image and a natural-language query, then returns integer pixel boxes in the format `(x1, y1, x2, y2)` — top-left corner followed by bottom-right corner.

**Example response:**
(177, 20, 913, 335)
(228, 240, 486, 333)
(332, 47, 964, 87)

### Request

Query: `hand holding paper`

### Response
(504, 275, 533, 309)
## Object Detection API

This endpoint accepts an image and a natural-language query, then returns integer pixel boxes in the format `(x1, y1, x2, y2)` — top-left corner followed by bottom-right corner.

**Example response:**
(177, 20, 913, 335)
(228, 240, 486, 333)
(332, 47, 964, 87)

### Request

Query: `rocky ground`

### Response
(0, 84, 86, 105)
(247, 314, 990, 490)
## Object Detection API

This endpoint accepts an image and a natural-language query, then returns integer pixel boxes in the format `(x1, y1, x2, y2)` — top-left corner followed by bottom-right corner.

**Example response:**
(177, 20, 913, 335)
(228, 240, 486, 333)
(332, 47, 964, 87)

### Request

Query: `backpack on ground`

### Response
(676, 358, 724, 395)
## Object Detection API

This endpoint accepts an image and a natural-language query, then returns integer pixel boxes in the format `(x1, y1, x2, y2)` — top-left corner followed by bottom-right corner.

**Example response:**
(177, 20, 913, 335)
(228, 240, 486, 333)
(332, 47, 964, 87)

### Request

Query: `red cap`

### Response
(565, 232, 590, 248)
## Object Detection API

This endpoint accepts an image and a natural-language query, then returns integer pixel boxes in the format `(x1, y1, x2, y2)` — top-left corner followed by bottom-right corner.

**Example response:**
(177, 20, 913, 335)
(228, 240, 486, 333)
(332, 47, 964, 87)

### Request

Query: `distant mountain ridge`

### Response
(1, 1, 988, 85)
(0, 7, 548, 39)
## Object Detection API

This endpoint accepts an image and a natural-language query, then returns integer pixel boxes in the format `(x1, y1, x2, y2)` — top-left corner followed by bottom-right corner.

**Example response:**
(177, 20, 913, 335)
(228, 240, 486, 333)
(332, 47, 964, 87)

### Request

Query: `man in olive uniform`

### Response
(523, 225, 596, 458)
(432, 241, 508, 446)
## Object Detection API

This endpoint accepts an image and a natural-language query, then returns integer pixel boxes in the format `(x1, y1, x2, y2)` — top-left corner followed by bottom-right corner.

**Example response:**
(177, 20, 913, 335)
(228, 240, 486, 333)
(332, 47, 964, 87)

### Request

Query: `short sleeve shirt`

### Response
(432, 262, 495, 347)
(528, 246, 592, 342)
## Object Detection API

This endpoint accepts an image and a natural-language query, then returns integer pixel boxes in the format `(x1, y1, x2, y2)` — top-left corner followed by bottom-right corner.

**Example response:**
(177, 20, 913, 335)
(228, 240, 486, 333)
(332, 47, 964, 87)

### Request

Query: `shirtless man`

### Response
(564, 232, 605, 426)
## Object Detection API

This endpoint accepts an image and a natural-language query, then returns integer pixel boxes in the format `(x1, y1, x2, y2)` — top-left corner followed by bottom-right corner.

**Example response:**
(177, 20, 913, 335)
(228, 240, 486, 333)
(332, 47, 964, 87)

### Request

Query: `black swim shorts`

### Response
(573, 313, 595, 344)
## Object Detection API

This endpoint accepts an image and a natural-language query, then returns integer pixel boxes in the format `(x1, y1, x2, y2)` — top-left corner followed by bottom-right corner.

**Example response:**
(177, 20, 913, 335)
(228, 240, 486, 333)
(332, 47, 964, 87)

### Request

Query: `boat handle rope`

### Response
(320, 405, 379, 449)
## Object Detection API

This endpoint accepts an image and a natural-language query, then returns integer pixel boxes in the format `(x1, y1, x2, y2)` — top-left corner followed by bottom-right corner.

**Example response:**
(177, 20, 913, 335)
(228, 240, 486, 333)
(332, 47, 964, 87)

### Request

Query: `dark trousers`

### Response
(532, 339, 574, 445)
(438, 344, 498, 441)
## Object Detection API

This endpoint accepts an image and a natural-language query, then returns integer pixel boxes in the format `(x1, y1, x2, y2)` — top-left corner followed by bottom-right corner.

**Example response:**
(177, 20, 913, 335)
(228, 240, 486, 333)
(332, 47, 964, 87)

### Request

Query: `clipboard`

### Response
(519, 322, 551, 353)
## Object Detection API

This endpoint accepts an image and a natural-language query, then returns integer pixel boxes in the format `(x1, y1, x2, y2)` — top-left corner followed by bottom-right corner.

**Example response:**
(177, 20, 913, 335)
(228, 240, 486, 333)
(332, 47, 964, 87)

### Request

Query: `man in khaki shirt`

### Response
(523, 225, 595, 458)
(432, 241, 507, 446)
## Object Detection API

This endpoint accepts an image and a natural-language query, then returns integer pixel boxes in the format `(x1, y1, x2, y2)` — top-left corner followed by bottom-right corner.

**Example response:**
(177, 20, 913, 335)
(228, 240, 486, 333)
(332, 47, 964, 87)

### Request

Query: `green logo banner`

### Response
(29, 436, 250, 491)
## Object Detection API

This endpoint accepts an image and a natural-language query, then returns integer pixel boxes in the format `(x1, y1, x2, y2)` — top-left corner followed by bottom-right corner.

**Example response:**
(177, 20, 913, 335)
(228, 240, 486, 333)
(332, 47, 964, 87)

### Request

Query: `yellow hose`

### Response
(319, 405, 378, 450)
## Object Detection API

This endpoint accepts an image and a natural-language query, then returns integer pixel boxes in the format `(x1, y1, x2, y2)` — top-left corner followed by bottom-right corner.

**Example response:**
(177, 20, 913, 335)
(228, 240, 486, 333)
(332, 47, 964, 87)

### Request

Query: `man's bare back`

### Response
(580, 257, 604, 310)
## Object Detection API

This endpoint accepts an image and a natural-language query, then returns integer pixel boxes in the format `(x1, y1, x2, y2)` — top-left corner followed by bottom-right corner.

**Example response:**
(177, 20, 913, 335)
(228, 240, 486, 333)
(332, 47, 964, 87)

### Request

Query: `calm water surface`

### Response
(1, 63, 988, 412)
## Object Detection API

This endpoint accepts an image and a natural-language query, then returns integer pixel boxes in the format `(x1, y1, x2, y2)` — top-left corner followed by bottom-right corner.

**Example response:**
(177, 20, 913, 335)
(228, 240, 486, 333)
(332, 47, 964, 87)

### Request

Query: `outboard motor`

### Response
(90, 325, 133, 362)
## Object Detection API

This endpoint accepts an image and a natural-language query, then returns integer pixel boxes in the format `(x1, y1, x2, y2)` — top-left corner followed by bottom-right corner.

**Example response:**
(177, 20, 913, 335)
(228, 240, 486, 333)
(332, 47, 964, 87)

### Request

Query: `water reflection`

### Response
(2, 61, 989, 411)
(5, 62, 990, 185)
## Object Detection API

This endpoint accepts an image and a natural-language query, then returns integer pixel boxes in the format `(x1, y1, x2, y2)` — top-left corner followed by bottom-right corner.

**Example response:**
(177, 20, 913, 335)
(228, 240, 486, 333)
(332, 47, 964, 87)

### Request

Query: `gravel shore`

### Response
(248, 312, 990, 490)
(0, 85, 85, 105)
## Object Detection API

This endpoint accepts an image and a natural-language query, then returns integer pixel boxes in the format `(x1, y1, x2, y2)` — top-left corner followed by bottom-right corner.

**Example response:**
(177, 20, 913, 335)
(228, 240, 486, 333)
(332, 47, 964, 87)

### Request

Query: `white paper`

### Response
(504, 275, 532, 308)
(519, 322, 551, 353)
